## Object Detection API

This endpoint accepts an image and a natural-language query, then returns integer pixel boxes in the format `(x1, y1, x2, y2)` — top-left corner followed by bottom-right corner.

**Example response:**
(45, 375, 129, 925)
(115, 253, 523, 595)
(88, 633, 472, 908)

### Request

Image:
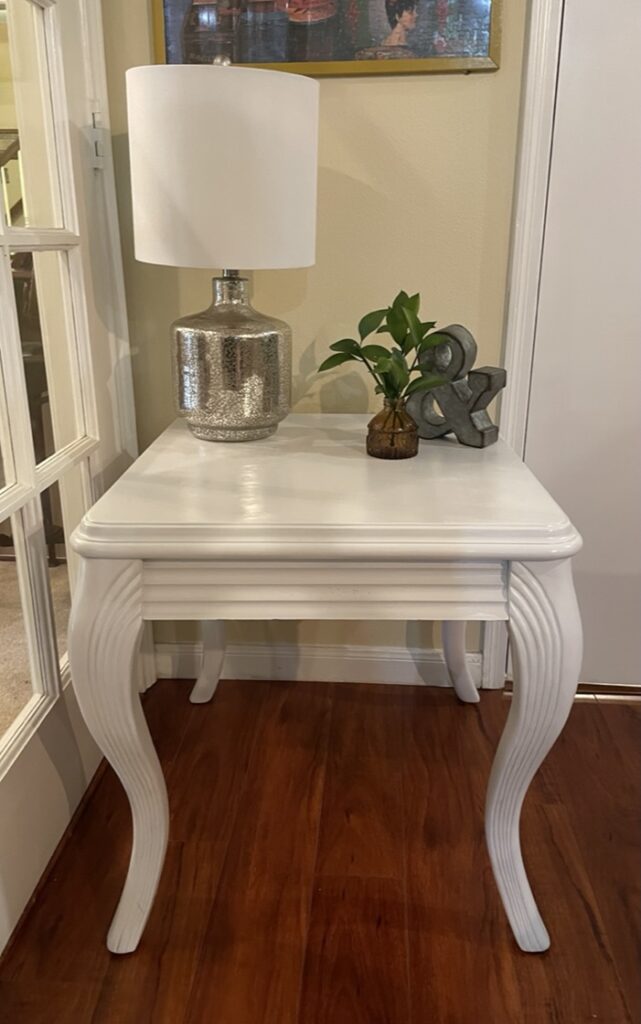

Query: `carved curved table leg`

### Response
(190, 620, 226, 705)
(68, 558, 169, 954)
(486, 558, 582, 952)
(442, 620, 479, 703)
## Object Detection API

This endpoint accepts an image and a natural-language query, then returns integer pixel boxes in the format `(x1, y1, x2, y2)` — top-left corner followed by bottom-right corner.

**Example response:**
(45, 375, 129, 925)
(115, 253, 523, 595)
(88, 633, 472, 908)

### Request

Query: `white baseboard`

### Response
(153, 641, 483, 689)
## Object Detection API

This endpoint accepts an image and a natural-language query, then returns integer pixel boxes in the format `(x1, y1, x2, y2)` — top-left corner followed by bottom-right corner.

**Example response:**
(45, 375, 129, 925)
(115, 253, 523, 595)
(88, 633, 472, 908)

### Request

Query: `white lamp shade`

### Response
(125, 64, 319, 270)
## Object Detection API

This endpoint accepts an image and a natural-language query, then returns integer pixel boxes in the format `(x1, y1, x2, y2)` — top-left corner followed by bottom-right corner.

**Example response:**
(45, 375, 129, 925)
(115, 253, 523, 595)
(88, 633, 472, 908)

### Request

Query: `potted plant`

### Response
(318, 290, 447, 459)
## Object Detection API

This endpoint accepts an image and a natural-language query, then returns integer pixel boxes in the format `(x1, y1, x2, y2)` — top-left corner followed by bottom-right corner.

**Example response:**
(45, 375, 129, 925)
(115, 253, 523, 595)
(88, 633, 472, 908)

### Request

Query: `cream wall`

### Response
(0, 25, 15, 127)
(102, 0, 526, 652)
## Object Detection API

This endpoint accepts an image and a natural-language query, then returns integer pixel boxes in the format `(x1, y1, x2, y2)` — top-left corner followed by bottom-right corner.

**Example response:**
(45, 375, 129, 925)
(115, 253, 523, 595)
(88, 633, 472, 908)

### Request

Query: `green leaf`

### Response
(386, 306, 408, 347)
(358, 309, 387, 341)
(391, 347, 408, 364)
(318, 352, 356, 372)
(391, 290, 410, 311)
(389, 349, 410, 391)
(423, 331, 451, 345)
(401, 307, 423, 352)
(405, 374, 446, 395)
(360, 344, 392, 362)
(408, 293, 420, 314)
(377, 364, 395, 389)
(418, 331, 451, 352)
(329, 338, 361, 355)
(375, 324, 391, 335)
(420, 320, 437, 334)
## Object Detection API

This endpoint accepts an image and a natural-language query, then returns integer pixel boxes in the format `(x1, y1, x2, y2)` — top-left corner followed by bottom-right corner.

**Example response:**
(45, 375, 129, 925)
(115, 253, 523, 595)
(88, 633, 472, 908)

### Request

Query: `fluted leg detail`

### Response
(68, 558, 169, 954)
(486, 558, 582, 952)
(190, 620, 226, 704)
(442, 620, 479, 703)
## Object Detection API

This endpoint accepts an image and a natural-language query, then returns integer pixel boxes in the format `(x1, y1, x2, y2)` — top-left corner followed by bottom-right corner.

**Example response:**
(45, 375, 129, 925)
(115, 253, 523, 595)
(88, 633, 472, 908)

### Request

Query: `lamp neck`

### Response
(212, 273, 250, 306)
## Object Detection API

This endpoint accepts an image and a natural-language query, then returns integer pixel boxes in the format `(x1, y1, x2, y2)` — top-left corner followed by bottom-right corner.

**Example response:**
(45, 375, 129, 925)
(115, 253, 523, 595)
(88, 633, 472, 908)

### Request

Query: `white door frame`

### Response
(0, 0, 148, 952)
(482, 0, 565, 687)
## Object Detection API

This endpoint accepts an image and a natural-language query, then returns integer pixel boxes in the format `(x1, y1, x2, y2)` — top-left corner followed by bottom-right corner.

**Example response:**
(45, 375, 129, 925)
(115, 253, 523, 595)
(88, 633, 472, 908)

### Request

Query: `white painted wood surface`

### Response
(72, 416, 580, 563)
(486, 558, 582, 951)
(523, 0, 641, 685)
(68, 558, 168, 954)
(189, 621, 225, 704)
(442, 621, 479, 703)
(68, 414, 582, 954)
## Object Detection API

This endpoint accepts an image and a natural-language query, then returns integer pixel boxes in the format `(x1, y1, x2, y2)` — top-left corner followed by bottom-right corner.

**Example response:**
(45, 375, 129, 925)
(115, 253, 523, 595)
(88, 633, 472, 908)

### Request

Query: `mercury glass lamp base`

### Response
(172, 274, 292, 444)
(189, 423, 277, 442)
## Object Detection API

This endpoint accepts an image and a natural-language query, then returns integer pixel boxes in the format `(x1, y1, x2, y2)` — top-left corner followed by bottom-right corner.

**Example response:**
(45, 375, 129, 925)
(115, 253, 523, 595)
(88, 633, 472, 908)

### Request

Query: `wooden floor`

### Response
(0, 680, 639, 1024)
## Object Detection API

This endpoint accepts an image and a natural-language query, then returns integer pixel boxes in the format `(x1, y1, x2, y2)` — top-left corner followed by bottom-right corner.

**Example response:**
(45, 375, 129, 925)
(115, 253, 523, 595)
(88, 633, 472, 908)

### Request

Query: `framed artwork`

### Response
(152, 0, 501, 77)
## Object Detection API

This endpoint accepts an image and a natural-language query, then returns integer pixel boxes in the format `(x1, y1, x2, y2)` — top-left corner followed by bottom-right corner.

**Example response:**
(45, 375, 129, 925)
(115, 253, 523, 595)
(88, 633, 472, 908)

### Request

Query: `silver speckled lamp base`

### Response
(190, 423, 276, 442)
(172, 274, 291, 443)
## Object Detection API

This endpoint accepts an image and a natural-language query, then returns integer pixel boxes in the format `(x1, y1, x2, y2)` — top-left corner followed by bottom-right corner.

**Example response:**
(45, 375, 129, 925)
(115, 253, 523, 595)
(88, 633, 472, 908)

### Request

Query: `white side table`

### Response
(68, 414, 582, 956)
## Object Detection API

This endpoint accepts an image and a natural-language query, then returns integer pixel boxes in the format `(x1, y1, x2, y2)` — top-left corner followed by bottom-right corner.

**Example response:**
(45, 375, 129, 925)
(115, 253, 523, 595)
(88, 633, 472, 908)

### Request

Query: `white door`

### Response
(0, 0, 139, 951)
(523, 0, 641, 685)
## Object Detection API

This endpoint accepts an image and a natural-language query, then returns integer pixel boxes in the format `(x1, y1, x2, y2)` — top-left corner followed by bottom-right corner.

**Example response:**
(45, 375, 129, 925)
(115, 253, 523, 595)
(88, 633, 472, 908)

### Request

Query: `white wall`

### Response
(524, 0, 641, 684)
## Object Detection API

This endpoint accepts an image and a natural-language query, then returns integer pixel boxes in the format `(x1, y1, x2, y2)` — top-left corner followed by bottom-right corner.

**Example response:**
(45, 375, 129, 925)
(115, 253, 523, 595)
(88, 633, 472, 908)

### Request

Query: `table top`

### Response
(72, 415, 581, 562)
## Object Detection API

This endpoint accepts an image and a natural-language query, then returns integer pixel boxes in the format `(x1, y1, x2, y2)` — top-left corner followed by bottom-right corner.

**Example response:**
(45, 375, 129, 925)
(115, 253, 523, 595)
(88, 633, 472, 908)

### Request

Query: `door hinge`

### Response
(89, 103, 106, 170)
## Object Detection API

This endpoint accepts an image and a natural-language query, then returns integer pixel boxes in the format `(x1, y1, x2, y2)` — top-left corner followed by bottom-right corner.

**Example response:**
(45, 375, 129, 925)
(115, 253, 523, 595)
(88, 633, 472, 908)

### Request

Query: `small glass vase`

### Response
(366, 399, 419, 460)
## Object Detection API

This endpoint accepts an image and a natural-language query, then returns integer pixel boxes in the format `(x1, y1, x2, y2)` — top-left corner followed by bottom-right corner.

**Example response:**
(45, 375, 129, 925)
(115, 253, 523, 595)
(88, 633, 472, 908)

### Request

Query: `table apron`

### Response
(140, 560, 509, 621)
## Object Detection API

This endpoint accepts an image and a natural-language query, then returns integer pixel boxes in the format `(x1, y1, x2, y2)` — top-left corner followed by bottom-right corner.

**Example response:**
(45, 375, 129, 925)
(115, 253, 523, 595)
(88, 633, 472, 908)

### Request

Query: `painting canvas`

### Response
(154, 0, 501, 76)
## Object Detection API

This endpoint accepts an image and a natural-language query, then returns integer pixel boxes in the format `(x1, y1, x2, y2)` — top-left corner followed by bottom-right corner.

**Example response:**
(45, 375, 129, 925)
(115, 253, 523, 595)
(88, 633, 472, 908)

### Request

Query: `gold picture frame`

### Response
(152, 0, 501, 77)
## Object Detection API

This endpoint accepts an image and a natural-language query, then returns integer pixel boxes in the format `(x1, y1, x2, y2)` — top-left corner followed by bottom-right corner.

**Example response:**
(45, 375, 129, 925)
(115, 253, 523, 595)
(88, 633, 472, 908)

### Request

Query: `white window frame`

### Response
(0, 0, 103, 764)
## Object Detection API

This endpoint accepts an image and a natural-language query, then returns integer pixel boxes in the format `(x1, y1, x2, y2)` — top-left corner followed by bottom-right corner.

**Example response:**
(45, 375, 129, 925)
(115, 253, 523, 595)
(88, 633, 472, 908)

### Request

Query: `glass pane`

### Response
(0, 0, 63, 227)
(41, 470, 86, 662)
(13, 250, 82, 460)
(0, 371, 7, 488)
(42, 480, 70, 659)
(0, 514, 34, 736)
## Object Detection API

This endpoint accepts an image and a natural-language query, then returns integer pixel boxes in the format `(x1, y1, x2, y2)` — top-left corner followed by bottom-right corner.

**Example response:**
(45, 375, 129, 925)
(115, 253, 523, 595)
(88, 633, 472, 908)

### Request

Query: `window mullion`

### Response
(3, 228, 80, 250)
(0, 249, 37, 492)
(34, 433, 99, 493)
(27, 1, 59, 14)
(13, 496, 62, 700)
(66, 245, 99, 442)
(0, 482, 36, 522)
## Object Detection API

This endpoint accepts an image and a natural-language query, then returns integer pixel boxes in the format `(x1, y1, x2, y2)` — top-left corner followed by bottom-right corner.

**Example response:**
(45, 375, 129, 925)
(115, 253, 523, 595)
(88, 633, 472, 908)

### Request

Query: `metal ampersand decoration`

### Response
(406, 325, 506, 448)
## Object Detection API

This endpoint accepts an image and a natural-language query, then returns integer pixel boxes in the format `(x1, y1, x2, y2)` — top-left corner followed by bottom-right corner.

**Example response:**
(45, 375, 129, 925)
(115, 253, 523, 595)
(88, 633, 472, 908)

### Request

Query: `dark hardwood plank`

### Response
(0, 681, 638, 1024)
(184, 680, 333, 1024)
(516, 801, 632, 1023)
(481, 695, 635, 1024)
(91, 679, 270, 1024)
(538, 700, 641, 1022)
(298, 685, 411, 1024)
(404, 689, 523, 1024)
(169, 677, 270, 843)
(315, 683, 409, 880)
(298, 876, 411, 1024)
(0, 680, 190, 1001)
(405, 691, 634, 1024)
(0, 982, 102, 1024)
(143, 677, 198, 768)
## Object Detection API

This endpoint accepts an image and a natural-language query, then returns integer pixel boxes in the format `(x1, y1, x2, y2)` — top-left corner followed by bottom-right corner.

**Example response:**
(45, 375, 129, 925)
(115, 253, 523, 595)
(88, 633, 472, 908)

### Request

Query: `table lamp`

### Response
(126, 63, 319, 441)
